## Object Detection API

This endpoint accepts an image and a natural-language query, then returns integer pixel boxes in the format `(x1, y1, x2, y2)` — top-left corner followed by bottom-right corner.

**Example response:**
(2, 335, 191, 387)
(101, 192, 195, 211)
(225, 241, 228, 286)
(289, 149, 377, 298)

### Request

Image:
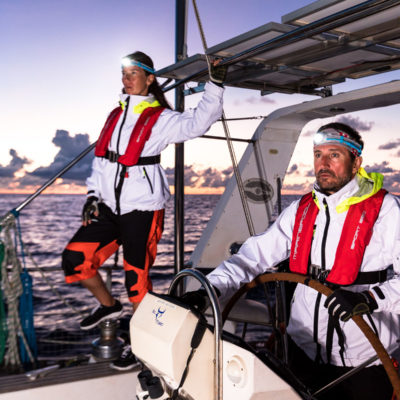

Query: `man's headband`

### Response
(121, 57, 155, 74)
(313, 128, 362, 156)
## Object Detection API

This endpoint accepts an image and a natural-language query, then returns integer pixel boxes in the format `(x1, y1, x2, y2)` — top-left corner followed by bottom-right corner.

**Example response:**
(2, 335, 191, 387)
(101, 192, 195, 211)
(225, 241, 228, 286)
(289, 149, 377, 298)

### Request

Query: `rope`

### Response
(0, 213, 34, 371)
(15, 213, 37, 363)
(0, 241, 7, 364)
(191, 0, 255, 236)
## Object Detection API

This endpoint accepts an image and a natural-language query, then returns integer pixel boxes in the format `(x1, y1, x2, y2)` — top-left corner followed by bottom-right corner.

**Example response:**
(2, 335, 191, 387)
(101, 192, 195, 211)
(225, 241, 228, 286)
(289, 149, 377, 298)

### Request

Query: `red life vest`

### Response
(95, 105, 164, 166)
(289, 189, 387, 285)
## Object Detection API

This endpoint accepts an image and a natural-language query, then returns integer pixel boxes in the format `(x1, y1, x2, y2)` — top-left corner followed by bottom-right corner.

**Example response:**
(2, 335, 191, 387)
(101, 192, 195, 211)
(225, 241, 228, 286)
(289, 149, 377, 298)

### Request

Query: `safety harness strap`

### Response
(171, 315, 207, 399)
(313, 293, 323, 364)
(104, 151, 160, 165)
(310, 265, 388, 286)
(326, 314, 346, 366)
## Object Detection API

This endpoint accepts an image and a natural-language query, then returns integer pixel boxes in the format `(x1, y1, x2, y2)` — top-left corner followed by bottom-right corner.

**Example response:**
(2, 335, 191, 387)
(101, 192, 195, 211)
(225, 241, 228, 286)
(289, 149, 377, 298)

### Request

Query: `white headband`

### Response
(313, 128, 362, 156)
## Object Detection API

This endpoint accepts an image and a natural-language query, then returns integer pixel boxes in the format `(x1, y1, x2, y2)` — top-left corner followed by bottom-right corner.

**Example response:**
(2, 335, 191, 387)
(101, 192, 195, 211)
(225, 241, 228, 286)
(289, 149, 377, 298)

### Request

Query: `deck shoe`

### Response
(110, 344, 140, 371)
(80, 300, 123, 330)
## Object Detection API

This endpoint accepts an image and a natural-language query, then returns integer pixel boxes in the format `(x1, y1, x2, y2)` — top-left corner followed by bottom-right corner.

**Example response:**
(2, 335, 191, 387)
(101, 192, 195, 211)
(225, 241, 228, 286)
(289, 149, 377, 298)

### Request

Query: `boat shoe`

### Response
(80, 300, 123, 330)
(110, 344, 140, 371)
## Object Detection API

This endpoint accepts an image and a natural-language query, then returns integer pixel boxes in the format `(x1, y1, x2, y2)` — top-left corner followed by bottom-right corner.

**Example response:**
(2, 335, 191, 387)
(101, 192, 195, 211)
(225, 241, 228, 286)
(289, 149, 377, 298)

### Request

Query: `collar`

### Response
(312, 168, 383, 213)
(119, 94, 160, 114)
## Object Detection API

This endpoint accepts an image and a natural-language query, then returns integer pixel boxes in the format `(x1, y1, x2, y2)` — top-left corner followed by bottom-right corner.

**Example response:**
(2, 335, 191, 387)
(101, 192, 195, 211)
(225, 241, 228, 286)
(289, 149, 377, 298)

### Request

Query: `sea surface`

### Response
(0, 193, 299, 359)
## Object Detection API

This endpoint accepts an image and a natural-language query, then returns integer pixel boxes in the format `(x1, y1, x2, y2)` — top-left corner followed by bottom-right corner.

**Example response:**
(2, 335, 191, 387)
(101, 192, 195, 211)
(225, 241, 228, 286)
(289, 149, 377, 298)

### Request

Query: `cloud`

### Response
(283, 182, 312, 193)
(364, 162, 400, 193)
(335, 115, 374, 132)
(233, 96, 276, 106)
(28, 130, 93, 182)
(164, 165, 233, 188)
(287, 164, 298, 175)
(378, 139, 400, 150)
(364, 161, 395, 174)
(0, 149, 31, 177)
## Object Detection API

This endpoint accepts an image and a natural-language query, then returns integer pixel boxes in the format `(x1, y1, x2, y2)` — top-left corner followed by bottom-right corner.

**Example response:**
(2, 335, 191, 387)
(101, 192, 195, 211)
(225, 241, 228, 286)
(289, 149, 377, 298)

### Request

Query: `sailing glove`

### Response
(82, 196, 99, 226)
(209, 61, 227, 86)
(324, 288, 378, 322)
(180, 289, 210, 313)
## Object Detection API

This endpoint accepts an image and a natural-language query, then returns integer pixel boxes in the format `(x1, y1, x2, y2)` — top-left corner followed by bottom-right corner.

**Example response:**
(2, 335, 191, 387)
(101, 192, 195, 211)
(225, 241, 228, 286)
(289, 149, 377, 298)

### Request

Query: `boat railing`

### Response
(168, 268, 223, 400)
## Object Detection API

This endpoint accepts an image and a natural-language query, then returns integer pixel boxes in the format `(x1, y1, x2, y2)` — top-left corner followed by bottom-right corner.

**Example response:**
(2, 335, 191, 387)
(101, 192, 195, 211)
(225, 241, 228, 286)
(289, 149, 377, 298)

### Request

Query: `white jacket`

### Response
(207, 169, 400, 367)
(86, 82, 224, 214)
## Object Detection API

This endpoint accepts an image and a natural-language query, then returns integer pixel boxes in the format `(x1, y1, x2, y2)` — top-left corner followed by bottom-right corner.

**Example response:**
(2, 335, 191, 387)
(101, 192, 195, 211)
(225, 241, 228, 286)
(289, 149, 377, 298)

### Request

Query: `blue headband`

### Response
(121, 57, 155, 74)
(314, 128, 362, 156)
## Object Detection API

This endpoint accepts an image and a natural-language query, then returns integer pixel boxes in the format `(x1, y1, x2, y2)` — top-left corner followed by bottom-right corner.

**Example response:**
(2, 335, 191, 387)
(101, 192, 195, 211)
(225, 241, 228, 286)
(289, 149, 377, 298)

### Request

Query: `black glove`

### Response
(324, 288, 378, 322)
(209, 61, 227, 86)
(180, 289, 210, 313)
(82, 196, 99, 225)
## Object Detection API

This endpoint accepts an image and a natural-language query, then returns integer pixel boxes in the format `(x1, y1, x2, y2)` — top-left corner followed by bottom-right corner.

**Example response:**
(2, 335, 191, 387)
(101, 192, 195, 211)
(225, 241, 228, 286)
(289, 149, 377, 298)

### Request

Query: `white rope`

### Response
(191, 0, 255, 236)
(1, 214, 34, 369)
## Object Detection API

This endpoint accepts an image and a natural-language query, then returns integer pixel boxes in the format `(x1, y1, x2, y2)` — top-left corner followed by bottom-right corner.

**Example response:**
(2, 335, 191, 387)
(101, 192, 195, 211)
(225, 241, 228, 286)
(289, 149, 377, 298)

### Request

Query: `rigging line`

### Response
(217, 115, 267, 121)
(201, 135, 253, 143)
(191, 0, 255, 237)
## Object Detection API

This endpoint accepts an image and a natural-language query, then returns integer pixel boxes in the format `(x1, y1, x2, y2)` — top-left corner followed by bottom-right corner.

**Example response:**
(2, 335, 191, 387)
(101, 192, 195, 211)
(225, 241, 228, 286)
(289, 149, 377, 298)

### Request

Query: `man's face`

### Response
(314, 144, 362, 195)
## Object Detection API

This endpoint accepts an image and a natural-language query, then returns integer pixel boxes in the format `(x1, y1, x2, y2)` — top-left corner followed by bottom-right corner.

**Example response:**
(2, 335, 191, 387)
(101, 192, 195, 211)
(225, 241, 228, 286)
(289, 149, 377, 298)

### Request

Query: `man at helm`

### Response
(204, 122, 400, 399)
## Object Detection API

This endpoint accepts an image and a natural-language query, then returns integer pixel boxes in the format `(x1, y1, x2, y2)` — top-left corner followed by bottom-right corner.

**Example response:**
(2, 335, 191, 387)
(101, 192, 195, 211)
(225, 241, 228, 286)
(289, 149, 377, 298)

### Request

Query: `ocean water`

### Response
(0, 193, 299, 358)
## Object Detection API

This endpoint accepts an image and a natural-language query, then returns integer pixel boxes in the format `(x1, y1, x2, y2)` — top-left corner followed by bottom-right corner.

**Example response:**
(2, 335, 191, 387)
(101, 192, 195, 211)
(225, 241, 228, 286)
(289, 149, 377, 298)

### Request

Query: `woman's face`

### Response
(122, 66, 154, 95)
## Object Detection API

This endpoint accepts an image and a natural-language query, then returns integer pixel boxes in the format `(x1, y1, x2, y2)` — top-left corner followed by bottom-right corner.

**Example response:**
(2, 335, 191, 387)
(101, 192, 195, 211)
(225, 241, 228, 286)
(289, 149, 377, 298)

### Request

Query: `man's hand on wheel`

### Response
(324, 288, 377, 322)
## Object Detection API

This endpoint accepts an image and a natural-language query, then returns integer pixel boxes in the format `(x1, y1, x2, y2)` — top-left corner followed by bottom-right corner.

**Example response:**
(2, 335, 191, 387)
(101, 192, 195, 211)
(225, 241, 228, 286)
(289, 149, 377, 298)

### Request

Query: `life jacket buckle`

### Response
(317, 270, 329, 283)
(105, 150, 119, 163)
(309, 264, 328, 283)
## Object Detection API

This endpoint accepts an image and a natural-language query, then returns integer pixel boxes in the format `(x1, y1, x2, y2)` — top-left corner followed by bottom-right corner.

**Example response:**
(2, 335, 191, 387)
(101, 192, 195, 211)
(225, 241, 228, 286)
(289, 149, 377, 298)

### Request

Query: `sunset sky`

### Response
(1, 0, 400, 196)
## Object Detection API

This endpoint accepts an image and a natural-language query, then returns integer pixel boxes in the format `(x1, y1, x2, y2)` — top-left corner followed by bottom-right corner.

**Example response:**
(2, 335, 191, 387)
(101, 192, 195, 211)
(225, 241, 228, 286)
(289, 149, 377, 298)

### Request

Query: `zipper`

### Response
(313, 197, 330, 363)
(113, 97, 130, 213)
(321, 198, 330, 271)
(116, 97, 130, 156)
(143, 167, 154, 194)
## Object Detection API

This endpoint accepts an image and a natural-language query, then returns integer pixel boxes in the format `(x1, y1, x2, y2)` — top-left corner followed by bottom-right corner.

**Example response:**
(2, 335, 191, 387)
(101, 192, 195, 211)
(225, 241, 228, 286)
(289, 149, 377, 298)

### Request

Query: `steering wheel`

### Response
(222, 272, 400, 398)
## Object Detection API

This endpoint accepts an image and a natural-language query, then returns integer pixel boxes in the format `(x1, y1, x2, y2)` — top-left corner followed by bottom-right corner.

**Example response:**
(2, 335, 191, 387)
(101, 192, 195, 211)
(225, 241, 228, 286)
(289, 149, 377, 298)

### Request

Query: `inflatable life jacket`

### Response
(289, 189, 387, 286)
(95, 103, 164, 167)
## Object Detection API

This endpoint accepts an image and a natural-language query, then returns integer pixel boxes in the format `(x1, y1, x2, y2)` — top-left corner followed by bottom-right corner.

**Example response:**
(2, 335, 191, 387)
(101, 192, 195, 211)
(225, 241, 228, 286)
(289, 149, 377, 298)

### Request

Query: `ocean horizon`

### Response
(0, 193, 300, 357)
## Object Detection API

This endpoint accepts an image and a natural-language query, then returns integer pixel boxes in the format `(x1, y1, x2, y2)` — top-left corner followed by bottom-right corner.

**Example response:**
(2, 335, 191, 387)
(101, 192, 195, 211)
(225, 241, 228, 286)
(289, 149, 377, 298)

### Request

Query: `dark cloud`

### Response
(335, 115, 374, 132)
(0, 149, 31, 177)
(28, 130, 93, 182)
(287, 164, 298, 175)
(378, 139, 400, 150)
(164, 165, 233, 188)
(364, 161, 394, 174)
(363, 162, 400, 193)
(305, 168, 315, 177)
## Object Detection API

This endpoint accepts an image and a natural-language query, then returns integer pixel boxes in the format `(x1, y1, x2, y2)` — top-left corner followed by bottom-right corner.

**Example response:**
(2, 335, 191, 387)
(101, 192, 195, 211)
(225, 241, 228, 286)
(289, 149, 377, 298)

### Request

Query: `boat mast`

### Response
(174, 0, 187, 285)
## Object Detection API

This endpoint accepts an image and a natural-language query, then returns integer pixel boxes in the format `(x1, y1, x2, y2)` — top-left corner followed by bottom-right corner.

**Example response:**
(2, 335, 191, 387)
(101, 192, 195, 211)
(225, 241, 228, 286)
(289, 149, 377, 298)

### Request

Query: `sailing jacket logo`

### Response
(292, 202, 311, 261)
(289, 189, 386, 285)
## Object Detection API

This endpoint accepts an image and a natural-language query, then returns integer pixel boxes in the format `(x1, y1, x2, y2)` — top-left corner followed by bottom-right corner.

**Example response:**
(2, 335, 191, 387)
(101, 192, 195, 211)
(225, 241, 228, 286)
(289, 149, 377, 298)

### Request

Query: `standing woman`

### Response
(61, 51, 224, 367)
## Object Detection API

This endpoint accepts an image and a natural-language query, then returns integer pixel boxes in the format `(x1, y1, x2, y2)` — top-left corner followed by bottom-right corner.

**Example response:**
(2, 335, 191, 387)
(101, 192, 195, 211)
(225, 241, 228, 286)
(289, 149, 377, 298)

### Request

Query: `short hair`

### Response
(318, 122, 364, 159)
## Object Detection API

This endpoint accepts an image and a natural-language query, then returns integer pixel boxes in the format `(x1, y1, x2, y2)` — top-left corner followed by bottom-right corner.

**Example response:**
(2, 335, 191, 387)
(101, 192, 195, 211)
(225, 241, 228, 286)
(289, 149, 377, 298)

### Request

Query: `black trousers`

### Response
(288, 336, 393, 400)
(62, 203, 164, 303)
